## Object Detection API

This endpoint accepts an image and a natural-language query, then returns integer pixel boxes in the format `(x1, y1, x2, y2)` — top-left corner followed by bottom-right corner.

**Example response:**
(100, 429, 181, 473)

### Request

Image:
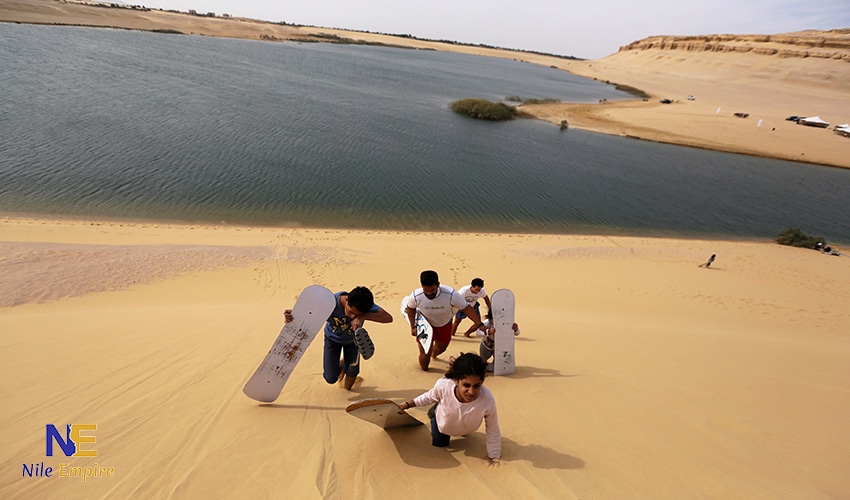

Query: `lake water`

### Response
(1, 23, 849, 243)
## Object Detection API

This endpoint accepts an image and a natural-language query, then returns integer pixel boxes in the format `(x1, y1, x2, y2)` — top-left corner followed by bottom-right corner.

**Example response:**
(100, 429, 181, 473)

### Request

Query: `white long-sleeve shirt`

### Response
(413, 377, 501, 459)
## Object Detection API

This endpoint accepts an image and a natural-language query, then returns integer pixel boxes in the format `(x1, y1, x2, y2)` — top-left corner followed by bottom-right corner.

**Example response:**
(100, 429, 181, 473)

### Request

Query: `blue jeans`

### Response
(429, 404, 450, 447)
(323, 337, 360, 384)
(454, 301, 480, 319)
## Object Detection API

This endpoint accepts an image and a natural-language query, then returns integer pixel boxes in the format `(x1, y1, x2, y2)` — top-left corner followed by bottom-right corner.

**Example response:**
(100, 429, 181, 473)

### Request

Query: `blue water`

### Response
(1, 23, 849, 243)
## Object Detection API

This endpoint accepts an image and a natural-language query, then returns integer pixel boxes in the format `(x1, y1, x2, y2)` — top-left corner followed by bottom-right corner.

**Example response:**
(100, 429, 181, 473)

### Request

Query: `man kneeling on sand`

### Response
(403, 270, 481, 371)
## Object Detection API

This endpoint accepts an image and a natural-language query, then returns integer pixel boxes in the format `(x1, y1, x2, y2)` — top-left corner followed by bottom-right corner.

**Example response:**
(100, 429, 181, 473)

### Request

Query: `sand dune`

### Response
(2, 3, 850, 497)
(1, 217, 849, 497)
(522, 31, 850, 168)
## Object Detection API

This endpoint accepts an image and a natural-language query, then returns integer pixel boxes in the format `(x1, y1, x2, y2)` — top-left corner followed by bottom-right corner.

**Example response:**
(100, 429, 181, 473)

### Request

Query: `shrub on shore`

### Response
(505, 96, 560, 105)
(775, 227, 826, 248)
(612, 83, 650, 99)
(450, 98, 517, 121)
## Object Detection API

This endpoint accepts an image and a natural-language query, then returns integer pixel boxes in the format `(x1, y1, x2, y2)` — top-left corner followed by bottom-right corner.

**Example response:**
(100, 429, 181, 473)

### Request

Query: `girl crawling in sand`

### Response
(399, 352, 501, 467)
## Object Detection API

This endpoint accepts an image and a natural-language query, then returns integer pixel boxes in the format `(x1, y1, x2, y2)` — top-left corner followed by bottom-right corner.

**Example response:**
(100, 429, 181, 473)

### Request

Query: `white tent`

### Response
(798, 116, 831, 128)
(834, 124, 850, 138)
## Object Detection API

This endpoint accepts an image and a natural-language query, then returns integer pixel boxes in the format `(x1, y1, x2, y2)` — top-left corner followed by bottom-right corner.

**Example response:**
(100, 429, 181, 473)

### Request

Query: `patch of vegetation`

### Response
(301, 33, 403, 47)
(450, 99, 518, 121)
(775, 228, 826, 249)
(611, 83, 650, 99)
(311, 33, 348, 42)
(505, 96, 560, 105)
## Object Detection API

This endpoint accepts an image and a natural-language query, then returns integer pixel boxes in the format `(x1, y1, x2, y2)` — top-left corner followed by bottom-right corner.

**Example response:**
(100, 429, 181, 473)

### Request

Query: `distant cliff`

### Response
(618, 29, 850, 62)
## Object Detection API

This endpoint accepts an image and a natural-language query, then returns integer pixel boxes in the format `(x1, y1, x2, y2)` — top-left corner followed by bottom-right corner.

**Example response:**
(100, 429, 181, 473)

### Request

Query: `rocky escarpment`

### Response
(618, 29, 850, 62)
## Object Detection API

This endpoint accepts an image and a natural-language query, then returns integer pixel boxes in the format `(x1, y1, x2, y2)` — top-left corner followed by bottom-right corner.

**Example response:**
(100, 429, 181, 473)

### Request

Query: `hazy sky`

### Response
(137, 0, 850, 59)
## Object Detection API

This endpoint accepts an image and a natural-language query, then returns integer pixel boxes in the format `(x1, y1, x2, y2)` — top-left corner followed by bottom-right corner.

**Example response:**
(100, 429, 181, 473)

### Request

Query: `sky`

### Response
(135, 0, 850, 59)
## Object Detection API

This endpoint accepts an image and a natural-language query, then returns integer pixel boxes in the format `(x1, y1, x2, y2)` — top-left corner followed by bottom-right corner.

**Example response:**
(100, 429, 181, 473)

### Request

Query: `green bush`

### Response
(450, 98, 517, 121)
(775, 228, 826, 249)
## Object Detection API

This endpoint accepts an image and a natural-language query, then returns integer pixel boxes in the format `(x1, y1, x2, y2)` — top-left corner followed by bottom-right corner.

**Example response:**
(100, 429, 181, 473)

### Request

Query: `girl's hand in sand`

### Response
(397, 401, 412, 414)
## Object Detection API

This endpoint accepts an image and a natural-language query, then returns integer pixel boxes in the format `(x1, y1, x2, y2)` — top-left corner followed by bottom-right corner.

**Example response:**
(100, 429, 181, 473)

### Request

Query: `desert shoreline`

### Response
(2, 0, 849, 168)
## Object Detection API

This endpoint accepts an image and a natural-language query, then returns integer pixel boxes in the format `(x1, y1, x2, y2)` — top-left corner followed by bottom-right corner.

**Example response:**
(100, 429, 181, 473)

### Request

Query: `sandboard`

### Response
(491, 288, 516, 376)
(415, 310, 434, 354)
(243, 285, 336, 402)
(345, 398, 423, 429)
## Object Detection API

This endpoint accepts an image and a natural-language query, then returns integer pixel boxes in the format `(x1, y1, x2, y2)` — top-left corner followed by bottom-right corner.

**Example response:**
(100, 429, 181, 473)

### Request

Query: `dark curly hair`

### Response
(444, 352, 487, 381)
(347, 286, 375, 314)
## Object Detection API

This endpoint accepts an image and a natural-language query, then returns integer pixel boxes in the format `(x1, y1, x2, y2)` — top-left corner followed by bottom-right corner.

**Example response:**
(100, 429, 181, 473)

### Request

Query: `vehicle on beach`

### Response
(687, 95, 695, 100)
(785, 115, 801, 122)
(659, 98, 672, 104)
(734, 112, 750, 118)
(797, 116, 830, 128)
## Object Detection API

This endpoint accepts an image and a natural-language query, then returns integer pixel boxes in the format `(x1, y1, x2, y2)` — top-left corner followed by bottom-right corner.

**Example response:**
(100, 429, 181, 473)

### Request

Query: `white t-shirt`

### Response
(458, 284, 488, 305)
(403, 285, 468, 328)
(413, 377, 500, 459)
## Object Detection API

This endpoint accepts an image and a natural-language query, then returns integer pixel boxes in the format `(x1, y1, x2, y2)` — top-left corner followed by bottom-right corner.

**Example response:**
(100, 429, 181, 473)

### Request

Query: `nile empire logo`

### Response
(22, 424, 116, 482)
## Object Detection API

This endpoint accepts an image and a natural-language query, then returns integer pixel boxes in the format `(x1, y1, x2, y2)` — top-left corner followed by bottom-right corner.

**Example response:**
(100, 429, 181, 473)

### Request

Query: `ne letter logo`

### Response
(45, 424, 97, 457)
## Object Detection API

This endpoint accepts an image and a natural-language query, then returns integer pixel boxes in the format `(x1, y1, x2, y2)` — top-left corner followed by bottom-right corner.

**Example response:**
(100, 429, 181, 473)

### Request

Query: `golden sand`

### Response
(2, 2, 850, 496)
(1, 217, 849, 497)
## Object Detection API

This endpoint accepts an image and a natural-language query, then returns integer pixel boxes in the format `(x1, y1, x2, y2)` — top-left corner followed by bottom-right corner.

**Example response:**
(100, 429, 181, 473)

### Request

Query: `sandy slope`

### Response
(522, 35, 850, 168)
(1, 217, 849, 497)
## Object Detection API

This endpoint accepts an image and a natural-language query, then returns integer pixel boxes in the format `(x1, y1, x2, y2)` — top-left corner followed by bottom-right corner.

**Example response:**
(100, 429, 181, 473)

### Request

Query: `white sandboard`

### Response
(243, 285, 336, 402)
(491, 288, 516, 376)
(415, 310, 434, 354)
(346, 399, 422, 429)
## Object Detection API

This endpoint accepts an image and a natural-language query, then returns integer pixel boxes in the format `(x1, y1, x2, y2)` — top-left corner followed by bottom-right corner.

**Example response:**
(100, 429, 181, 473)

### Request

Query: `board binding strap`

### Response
(353, 327, 375, 360)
